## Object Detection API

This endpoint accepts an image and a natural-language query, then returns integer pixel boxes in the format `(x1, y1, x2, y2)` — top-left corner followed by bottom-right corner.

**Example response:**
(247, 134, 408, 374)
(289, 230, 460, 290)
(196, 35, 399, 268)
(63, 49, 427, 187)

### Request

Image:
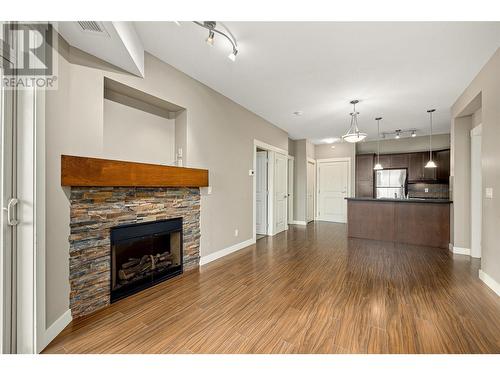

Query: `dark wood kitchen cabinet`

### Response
(355, 149, 450, 195)
(377, 154, 391, 169)
(408, 150, 449, 182)
(408, 152, 424, 181)
(390, 153, 409, 169)
(355, 154, 374, 197)
(436, 149, 450, 182)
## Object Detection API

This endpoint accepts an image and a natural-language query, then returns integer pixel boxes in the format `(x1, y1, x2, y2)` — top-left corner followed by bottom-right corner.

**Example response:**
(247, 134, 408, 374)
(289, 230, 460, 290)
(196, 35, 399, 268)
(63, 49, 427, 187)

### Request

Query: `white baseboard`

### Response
(39, 309, 72, 352)
(200, 238, 255, 266)
(289, 220, 307, 226)
(449, 244, 471, 256)
(479, 270, 500, 297)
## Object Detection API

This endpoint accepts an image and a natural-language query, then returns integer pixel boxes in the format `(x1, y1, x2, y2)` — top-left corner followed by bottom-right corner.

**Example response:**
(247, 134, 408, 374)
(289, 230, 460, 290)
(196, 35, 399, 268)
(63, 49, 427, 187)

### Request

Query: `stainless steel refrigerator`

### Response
(375, 169, 407, 199)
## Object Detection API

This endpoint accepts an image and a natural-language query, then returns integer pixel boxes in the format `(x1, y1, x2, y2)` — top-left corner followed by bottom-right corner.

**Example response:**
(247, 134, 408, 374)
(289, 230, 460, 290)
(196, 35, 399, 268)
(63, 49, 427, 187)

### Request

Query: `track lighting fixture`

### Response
(193, 21, 239, 61)
(381, 128, 418, 139)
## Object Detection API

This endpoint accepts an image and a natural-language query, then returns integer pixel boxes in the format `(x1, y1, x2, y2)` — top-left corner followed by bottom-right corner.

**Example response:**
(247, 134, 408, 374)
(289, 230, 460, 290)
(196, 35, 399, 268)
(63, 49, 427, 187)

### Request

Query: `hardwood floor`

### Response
(43, 222, 500, 354)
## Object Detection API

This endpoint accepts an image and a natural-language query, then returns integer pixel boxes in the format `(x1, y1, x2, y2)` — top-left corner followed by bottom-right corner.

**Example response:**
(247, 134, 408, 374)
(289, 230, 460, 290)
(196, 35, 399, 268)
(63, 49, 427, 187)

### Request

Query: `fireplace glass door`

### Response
(110, 218, 183, 302)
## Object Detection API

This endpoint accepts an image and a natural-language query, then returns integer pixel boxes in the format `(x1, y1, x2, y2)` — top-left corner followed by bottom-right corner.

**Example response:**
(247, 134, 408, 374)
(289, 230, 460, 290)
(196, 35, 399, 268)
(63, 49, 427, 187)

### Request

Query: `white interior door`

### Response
(307, 161, 315, 222)
(317, 160, 349, 223)
(256, 151, 268, 235)
(274, 153, 288, 234)
(287, 158, 294, 224)
(470, 125, 482, 258)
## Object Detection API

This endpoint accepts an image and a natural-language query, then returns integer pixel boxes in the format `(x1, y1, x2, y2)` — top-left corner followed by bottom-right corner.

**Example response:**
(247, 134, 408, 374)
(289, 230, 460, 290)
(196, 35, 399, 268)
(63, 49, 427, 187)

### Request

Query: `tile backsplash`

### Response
(408, 183, 450, 199)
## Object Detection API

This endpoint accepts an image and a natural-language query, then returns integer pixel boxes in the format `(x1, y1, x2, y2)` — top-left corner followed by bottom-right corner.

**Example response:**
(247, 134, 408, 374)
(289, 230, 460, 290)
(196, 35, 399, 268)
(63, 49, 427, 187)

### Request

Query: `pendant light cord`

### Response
(429, 110, 433, 161)
(377, 118, 381, 164)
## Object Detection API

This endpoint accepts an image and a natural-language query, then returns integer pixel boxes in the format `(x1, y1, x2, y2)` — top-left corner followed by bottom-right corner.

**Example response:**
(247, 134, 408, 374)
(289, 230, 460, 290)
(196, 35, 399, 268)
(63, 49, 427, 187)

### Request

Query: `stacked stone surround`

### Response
(69, 187, 200, 318)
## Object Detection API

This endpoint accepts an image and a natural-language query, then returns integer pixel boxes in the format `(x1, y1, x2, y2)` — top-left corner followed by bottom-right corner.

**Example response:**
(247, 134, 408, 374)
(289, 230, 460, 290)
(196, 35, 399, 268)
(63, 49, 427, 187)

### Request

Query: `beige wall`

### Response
(356, 134, 450, 154)
(450, 116, 473, 249)
(103, 99, 176, 165)
(315, 142, 356, 197)
(45, 43, 288, 326)
(288, 138, 296, 157)
(451, 47, 500, 285)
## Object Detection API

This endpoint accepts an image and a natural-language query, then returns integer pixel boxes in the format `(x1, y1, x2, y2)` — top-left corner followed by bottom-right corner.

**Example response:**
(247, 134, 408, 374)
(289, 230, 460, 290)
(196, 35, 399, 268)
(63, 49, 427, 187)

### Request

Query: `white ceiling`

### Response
(133, 22, 500, 143)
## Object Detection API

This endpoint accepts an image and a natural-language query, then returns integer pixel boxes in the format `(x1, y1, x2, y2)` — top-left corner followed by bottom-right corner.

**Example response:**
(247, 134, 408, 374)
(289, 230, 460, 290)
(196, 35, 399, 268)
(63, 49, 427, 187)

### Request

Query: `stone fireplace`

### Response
(68, 187, 201, 318)
(62, 155, 208, 319)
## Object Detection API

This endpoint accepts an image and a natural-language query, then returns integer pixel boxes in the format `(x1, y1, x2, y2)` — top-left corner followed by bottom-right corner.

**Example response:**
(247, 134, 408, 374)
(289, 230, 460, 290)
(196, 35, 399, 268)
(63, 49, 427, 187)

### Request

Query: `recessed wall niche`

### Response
(103, 78, 187, 166)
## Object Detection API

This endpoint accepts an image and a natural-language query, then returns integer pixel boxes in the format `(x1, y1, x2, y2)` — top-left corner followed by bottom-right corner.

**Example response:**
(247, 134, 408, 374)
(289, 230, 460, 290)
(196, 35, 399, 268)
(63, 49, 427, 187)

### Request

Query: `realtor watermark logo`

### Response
(1, 22, 58, 89)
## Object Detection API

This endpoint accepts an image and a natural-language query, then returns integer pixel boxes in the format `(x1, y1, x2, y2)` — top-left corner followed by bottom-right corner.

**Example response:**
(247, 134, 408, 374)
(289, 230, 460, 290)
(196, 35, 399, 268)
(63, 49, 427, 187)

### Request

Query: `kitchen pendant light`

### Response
(342, 100, 367, 143)
(425, 109, 437, 168)
(374, 117, 383, 170)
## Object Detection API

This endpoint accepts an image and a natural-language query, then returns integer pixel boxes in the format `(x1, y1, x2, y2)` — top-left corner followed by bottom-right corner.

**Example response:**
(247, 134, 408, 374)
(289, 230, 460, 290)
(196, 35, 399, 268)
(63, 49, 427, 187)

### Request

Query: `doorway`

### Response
(316, 158, 351, 223)
(470, 124, 482, 258)
(253, 141, 288, 240)
(255, 149, 268, 239)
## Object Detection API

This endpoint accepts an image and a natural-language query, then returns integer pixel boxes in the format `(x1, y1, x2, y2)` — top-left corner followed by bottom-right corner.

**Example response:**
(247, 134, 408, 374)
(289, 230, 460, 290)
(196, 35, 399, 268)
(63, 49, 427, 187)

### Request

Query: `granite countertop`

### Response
(345, 197, 453, 204)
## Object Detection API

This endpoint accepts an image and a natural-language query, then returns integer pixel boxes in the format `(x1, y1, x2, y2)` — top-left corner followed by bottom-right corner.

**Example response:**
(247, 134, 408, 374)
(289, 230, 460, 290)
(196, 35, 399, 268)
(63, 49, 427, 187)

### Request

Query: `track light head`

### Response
(206, 30, 215, 46)
(228, 48, 238, 61)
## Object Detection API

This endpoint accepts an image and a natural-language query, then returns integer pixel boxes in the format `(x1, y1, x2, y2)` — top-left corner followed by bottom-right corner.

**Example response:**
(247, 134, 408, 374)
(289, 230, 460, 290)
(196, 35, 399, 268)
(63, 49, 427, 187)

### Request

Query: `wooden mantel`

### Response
(61, 155, 209, 187)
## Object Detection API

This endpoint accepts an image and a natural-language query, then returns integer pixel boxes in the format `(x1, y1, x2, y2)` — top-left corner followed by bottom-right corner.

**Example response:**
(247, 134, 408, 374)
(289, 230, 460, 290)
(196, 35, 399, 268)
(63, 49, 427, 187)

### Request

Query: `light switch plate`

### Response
(485, 187, 493, 199)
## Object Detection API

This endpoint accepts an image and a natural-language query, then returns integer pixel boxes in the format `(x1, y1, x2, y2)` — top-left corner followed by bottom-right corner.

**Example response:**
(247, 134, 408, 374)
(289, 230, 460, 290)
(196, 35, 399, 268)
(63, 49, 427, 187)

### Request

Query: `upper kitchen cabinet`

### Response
(355, 154, 374, 197)
(390, 153, 409, 169)
(408, 152, 424, 181)
(408, 149, 450, 182)
(378, 154, 392, 169)
(436, 149, 450, 182)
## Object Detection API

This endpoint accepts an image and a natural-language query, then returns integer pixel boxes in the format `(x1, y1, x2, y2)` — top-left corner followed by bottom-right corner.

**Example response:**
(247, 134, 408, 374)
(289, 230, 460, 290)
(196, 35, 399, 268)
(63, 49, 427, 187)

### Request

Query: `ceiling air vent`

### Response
(77, 21, 109, 37)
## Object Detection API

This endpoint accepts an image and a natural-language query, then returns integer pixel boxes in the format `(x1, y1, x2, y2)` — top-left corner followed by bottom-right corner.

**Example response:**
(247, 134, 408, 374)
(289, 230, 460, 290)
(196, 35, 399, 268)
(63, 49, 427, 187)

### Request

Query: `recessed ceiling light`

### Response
(331, 145, 336, 149)
(293, 111, 303, 116)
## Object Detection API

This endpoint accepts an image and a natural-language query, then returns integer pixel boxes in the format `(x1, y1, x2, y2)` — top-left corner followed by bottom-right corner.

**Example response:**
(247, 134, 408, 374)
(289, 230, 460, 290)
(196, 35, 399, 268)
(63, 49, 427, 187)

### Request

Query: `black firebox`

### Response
(110, 218, 183, 302)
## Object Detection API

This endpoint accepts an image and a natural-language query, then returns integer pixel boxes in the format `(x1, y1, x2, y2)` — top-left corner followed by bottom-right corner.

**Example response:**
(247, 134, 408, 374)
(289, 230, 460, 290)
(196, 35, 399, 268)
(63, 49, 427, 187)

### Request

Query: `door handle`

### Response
(4, 198, 19, 226)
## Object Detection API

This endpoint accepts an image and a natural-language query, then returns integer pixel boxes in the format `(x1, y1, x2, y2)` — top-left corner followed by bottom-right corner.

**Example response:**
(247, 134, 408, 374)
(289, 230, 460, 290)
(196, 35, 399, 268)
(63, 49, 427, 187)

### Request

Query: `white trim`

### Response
(479, 270, 500, 297)
(40, 309, 72, 350)
(254, 139, 287, 157)
(470, 123, 482, 137)
(306, 159, 316, 222)
(316, 157, 352, 164)
(289, 220, 307, 226)
(449, 245, 471, 256)
(315, 157, 352, 222)
(287, 157, 294, 225)
(199, 238, 255, 266)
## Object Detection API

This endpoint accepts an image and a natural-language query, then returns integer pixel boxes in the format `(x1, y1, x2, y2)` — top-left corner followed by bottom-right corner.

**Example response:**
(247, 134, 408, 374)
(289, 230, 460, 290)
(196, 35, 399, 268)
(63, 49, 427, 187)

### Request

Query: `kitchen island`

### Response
(346, 197, 452, 249)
